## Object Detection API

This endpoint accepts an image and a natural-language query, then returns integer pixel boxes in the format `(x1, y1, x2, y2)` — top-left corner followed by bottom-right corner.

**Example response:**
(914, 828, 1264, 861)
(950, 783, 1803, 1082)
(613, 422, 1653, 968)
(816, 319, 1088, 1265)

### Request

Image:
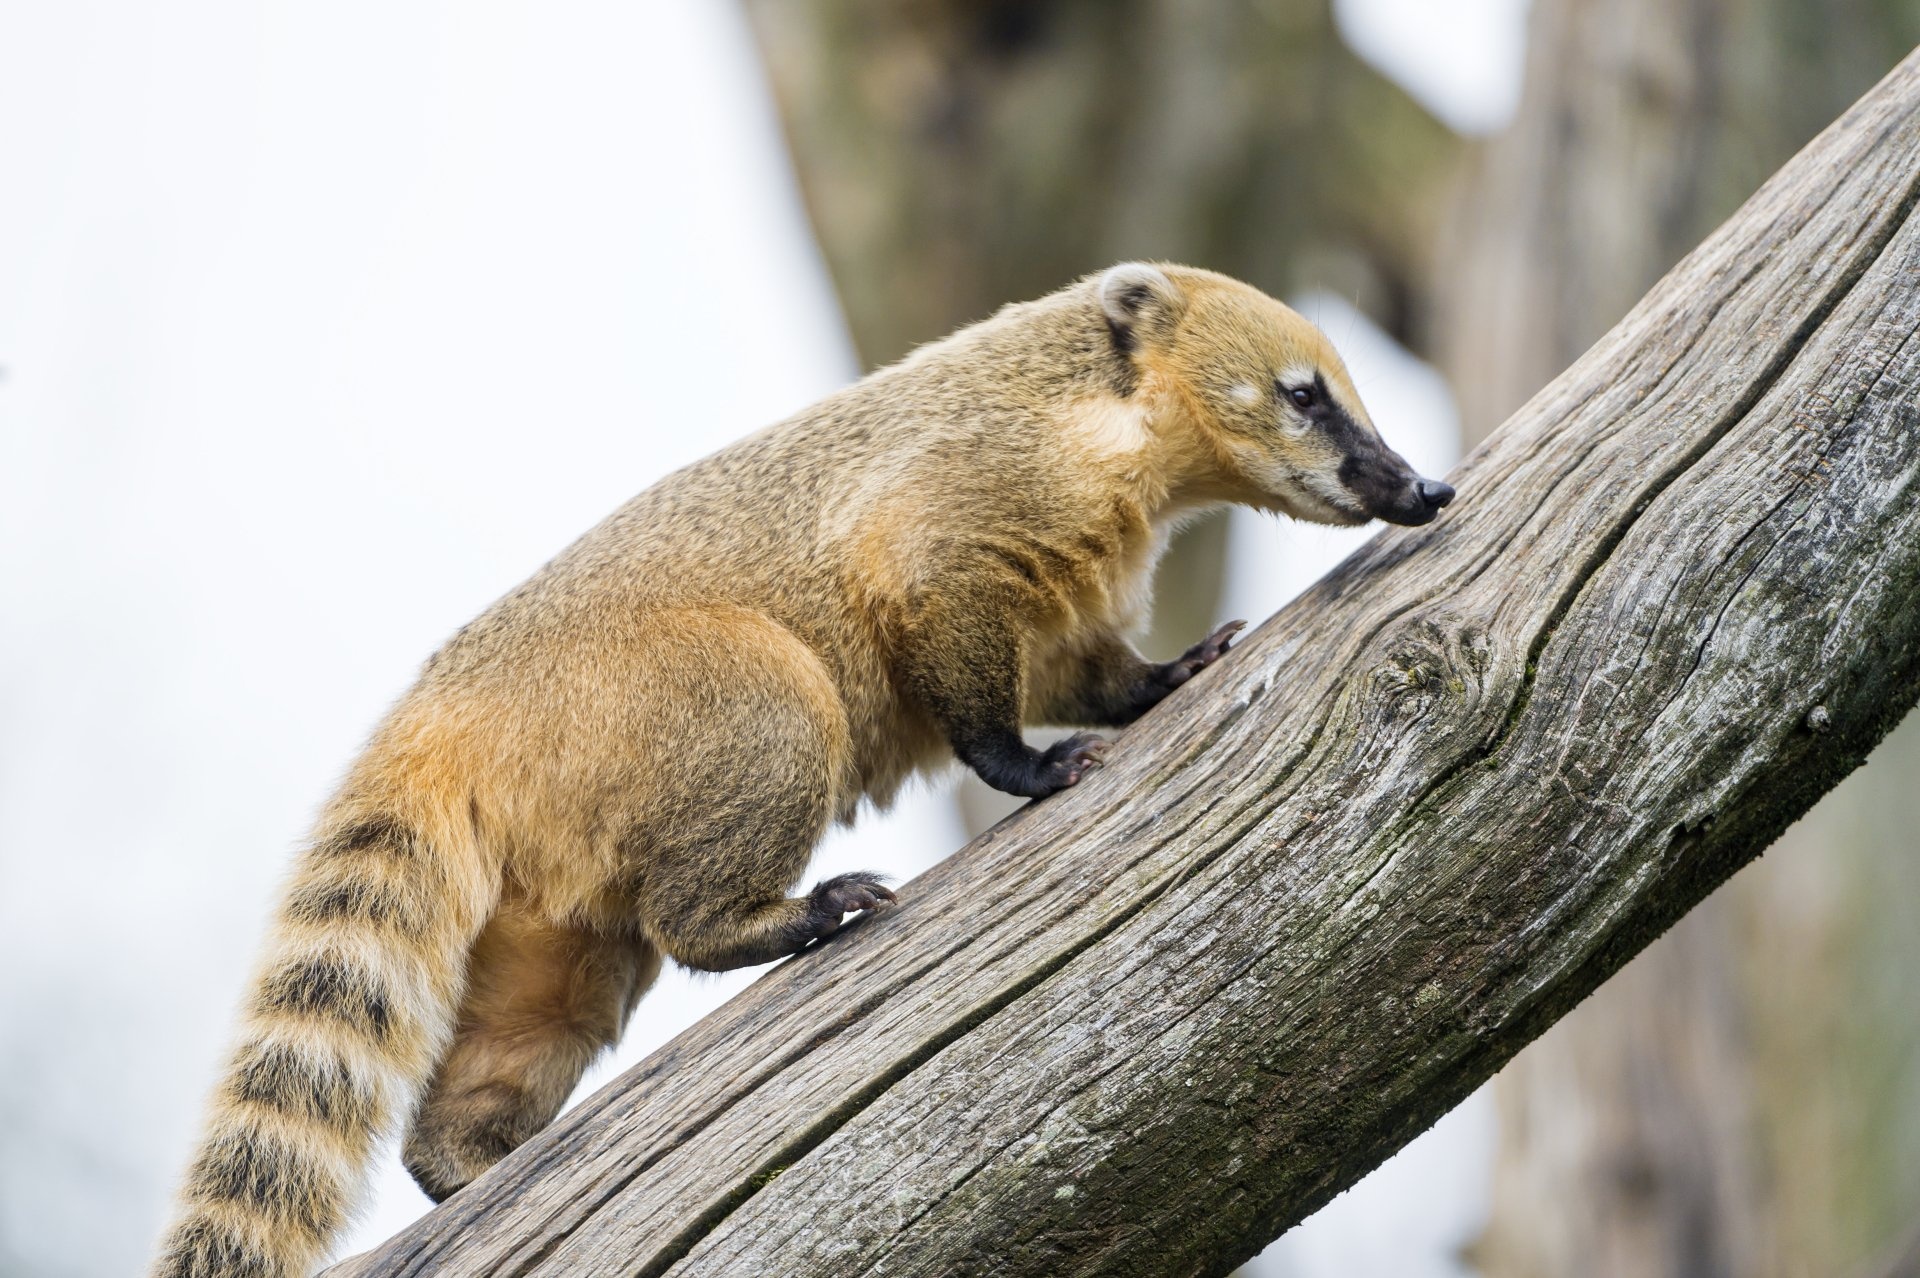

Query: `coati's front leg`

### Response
(897, 576, 1135, 799)
(1040, 620, 1247, 727)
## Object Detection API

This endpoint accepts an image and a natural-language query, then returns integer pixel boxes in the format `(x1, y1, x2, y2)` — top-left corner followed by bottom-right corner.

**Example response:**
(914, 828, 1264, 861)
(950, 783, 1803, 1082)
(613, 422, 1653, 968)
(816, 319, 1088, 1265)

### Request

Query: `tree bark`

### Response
(330, 52, 1920, 1278)
(1435, 6, 1920, 1274)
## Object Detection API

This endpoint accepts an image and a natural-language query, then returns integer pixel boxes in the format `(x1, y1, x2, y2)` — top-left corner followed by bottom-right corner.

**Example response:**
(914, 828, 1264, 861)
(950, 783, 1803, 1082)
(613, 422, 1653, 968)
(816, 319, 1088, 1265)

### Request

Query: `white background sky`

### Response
(0, 2, 1528, 1274)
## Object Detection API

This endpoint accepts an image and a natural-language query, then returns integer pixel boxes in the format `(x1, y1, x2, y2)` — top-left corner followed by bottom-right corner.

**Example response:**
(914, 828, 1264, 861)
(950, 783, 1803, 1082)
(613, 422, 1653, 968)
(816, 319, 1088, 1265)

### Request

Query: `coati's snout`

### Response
(1389, 478, 1457, 526)
(1337, 431, 1456, 527)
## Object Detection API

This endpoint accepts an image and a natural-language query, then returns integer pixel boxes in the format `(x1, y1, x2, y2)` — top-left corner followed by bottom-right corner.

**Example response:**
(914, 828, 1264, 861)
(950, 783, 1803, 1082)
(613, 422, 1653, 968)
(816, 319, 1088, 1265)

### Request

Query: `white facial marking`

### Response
(1229, 382, 1261, 408)
(1276, 363, 1324, 434)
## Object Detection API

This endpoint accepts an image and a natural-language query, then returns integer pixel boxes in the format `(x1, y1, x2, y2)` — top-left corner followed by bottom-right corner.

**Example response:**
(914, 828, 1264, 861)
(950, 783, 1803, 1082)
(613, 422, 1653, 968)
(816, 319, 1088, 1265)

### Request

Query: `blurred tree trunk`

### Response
(1436, 3, 1920, 1276)
(743, 0, 1458, 367)
(740, 0, 1462, 832)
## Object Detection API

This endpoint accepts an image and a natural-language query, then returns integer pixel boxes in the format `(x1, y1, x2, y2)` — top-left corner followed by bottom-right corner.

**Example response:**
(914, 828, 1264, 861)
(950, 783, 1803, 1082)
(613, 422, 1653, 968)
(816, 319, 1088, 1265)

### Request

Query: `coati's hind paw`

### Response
(1031, 731, 1110, 796)
(1164, 619, 1246, 688)
(403, 1085, 533, 1203)
(808, 872, 897, 933)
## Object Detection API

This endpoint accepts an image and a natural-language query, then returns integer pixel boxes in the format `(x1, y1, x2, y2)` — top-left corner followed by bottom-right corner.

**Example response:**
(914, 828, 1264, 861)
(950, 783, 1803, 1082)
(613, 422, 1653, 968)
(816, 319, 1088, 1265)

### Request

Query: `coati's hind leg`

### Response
(402, 901, 658, 1202)
(633, 608, 893, 973)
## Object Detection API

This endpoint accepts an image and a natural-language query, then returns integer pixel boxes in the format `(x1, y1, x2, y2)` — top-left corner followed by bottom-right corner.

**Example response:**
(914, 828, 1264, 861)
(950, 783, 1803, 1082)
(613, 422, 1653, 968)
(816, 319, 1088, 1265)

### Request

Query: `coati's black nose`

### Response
(1368, 470, 1456, 526)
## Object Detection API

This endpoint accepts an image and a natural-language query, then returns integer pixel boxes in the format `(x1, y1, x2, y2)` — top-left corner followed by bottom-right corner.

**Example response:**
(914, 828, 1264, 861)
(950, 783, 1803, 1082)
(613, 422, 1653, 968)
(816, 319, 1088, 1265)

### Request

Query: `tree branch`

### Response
(330, 49, 1920, 1278)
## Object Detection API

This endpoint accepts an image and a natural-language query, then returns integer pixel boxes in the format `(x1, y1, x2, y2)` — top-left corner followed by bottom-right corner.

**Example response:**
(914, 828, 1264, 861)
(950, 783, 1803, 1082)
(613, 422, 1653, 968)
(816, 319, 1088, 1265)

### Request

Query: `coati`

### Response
(151, 262, 1453, 1277)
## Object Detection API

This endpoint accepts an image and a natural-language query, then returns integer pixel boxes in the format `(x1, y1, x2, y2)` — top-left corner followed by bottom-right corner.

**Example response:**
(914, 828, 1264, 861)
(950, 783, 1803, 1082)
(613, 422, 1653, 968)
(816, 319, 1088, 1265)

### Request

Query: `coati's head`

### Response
(1098, 262, 1454, 528)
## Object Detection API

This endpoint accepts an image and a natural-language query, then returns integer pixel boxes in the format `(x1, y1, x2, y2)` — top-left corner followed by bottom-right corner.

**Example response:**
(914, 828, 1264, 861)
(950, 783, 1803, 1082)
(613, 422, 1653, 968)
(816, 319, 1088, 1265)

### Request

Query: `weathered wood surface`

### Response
(1439, 9, 1920, 1276)
(331, 51, 1920, 1278)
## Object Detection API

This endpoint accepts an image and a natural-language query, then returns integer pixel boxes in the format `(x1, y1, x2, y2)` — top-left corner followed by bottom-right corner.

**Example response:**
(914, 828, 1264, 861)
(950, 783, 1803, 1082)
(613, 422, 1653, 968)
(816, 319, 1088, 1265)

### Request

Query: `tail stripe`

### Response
(314, 816, 414, 859)
(254, 958, 395, 1044)
(163, 1218, 268, 1278)
(283, 878, 420, 929)
(285, 818, 439, 930)
(186, 1123, 331, 1235)
(227, 1041, 375, 1134)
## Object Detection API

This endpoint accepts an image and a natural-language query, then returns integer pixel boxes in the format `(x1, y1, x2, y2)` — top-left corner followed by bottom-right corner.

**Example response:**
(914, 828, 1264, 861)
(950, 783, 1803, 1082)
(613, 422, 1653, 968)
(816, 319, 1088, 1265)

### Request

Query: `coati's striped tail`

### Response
(152, 811, 495, 1278)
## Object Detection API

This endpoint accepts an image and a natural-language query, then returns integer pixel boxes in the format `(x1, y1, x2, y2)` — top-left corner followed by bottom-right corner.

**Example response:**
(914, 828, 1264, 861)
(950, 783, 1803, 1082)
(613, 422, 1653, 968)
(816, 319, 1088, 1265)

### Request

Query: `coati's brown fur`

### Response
(151, 263, 1451, 1277)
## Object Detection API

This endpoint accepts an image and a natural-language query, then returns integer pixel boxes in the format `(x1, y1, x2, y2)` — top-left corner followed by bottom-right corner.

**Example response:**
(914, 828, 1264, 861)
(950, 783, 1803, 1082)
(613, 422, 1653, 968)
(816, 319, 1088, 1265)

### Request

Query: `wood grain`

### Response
(329, 48, 1920, 1278)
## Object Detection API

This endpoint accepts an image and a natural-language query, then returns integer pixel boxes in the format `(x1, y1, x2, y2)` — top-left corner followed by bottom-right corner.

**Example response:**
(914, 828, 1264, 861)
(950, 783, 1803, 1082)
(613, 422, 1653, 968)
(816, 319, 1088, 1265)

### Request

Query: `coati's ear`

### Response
(1098, 262, 1184, 354)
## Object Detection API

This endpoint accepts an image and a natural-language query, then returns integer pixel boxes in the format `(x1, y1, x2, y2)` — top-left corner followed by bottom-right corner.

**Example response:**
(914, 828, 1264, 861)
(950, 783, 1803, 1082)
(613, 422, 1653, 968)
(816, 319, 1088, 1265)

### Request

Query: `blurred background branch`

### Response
(743, 0, 1462, 369)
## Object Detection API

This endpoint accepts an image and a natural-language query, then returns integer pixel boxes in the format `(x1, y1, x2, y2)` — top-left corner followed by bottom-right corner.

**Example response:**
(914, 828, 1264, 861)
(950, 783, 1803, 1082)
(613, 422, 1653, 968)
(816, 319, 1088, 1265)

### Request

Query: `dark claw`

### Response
(1166, 619, 1246, 687)
(810, 872, 897, 927)
(1035, 731, 1111, 794)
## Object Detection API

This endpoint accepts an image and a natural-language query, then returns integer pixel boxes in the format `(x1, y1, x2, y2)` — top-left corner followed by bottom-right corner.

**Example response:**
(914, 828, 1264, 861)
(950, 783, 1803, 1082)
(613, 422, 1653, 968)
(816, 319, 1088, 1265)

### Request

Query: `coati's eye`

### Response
(1287, 384, 1315, 410)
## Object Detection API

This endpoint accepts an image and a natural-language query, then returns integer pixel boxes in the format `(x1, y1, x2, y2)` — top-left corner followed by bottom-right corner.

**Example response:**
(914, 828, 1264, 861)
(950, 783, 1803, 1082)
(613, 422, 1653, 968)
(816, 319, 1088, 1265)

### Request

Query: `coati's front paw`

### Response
(1029, 731, 1110, 797)
(1162, 620, 1247, 689)
(807, 871, 897, 935)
